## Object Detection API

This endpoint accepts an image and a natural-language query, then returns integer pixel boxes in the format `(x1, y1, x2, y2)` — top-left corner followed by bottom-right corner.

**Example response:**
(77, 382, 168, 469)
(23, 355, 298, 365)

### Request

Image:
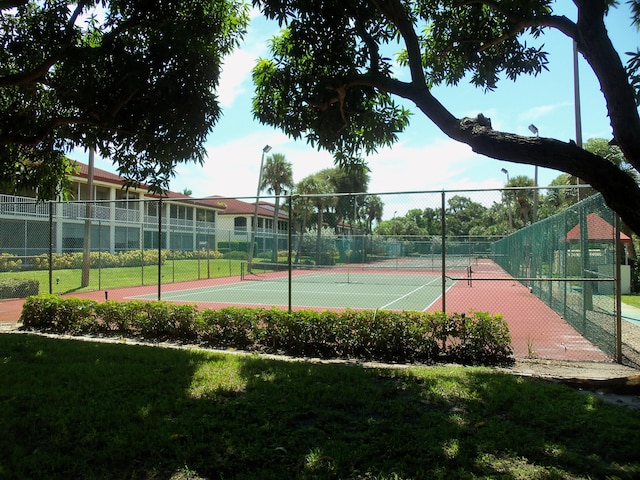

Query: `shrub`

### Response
(223, 251, 248, 260)
(218, 241, 250, 253)
(439, 311, 513, 365)
(19, 296, 513, 366)
(0, 254, 23, 272)
(94, 300, 146, 333)
(0, 278, 39, 299)
(21, 295, 62, 329)
(20, 295, 96, 333)
(197, 307, 258, 349)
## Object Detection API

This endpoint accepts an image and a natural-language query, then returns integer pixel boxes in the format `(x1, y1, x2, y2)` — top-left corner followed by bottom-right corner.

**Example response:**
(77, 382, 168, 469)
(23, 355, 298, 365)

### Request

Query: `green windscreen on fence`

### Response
(492, 193, 620, 357)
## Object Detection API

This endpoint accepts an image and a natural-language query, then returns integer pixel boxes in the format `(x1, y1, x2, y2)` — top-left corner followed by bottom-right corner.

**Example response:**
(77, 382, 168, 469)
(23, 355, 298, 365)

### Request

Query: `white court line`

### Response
(129, 283, 256, 300)
(130, 275, 447, 306)
(424, 280, 457, 311)
(379, 277, 443, 310)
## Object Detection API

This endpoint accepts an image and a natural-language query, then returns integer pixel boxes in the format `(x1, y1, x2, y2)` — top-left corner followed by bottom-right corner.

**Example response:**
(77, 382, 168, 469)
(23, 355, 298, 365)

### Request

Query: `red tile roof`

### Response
(71, 161, 227, 211)
(71, 161, 288, 217)
(565, 213, 631, 243)
(207, 196, 288, 218)
(74, 161, 129, 185)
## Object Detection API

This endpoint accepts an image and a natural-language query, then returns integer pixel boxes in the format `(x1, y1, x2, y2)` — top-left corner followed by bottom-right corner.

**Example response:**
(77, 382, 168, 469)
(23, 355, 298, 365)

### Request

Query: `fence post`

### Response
(48, 201, 53, 294)
(158, 197, 162, 301)
(288, 193, 293, 313)
(441, 190, 446, 315)
(615, 213, 622, 363)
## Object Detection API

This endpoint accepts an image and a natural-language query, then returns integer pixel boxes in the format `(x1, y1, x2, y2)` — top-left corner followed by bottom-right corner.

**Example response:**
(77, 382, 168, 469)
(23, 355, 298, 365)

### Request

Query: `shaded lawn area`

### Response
(0, 333, 639, 479)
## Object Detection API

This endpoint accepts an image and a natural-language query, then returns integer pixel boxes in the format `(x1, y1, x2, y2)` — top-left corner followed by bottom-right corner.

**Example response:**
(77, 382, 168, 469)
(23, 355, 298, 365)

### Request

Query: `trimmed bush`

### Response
(21, 295, 97, 333)
(18, 296, 514, 366)
(197, 307, 259, 349)
(223, 251, 248, 260)
(0, 278, 39, 299)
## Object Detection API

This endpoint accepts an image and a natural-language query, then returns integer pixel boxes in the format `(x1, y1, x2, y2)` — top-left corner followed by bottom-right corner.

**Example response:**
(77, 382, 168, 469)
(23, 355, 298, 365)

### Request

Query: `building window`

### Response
(234, 217, 247, 232)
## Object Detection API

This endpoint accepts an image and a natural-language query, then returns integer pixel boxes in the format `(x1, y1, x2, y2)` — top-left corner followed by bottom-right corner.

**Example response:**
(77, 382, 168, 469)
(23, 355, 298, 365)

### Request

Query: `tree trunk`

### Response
(272, 194, 280, 263)
(81, 148, 94, 287)
(316, 204, 323, 265)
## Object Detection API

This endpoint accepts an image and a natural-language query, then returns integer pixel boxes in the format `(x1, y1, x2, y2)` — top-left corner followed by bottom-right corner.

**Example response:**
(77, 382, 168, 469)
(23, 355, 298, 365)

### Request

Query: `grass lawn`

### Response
(622, 294, 640, 309)
(1, 334, 639, 479)
(0, 259, 245, 295)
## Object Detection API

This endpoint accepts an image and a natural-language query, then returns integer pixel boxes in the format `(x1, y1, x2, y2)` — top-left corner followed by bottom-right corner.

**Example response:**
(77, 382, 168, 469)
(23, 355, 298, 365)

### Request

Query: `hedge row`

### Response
(0, 279, 39, 299)
(0, 249, 227, 272)
(20, 295, 513, 365)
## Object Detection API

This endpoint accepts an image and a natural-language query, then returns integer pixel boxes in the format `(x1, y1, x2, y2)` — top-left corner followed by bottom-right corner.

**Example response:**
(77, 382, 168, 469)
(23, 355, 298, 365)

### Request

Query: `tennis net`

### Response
(241, 261, 464, 286)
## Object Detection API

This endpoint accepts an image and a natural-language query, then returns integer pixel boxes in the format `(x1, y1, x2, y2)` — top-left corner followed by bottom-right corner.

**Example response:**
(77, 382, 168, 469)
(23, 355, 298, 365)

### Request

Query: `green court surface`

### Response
(131, 272, 456, 311)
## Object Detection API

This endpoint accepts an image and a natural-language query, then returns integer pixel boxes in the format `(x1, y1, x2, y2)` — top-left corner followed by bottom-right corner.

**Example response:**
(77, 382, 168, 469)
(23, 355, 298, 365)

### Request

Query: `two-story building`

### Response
(0, 161, 288, 257)
(211, 196, 289, 254)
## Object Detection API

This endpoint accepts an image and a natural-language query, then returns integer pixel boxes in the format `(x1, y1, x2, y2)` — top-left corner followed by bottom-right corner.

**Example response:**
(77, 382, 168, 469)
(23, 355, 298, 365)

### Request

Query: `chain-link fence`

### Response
(1, 188, 637, 364)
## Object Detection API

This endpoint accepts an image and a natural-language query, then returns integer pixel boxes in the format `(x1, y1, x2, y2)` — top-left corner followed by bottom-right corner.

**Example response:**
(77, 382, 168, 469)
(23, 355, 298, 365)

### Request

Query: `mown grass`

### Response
(0, 259, 245, 295)
(622, 294, 640, 309)
(1, 334, 639, 479)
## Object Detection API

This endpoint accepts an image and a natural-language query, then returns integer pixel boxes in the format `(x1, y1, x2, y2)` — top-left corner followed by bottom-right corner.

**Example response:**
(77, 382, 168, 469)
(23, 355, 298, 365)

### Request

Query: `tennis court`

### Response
(130, 264, 457, 311)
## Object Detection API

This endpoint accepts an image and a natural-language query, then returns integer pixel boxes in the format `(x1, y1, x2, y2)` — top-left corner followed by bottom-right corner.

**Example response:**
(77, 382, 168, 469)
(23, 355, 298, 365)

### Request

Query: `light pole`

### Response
(573, 40, 584, 200)
(501, 168, 513, 232)
(528, 124, 539, 223)
(248, 144, 272, 272)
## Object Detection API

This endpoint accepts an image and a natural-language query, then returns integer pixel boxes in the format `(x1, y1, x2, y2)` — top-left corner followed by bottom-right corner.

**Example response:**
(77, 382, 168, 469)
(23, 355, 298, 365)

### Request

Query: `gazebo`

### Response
(564, 213, 632, 294)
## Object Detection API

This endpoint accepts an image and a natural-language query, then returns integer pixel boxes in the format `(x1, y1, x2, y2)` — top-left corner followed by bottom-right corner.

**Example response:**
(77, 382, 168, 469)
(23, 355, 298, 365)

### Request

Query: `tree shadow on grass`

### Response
(0, 334, 639, 479)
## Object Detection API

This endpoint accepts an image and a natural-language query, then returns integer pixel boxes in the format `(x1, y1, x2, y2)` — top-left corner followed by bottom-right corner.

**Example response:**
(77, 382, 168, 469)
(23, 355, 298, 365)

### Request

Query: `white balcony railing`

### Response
(0, 194, 49, 218)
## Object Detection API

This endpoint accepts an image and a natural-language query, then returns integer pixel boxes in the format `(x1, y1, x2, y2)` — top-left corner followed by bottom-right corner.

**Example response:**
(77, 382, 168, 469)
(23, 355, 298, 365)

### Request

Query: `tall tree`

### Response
(328, 161, 370, 229)
(445, 195, 488, 236)
(364, 194, 384, 234)
(260, 152, 294, 261)
(296, 170, 336, 264)
(252, 1, 640, 234)
(292, 176, 316, 263)
(505, 175, 536, 227)
(1, 1, 248, 198)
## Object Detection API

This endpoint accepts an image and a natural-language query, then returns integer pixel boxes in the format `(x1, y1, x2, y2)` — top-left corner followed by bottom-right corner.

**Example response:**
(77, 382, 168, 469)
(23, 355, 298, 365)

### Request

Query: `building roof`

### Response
(72, 161, 227, 211)
(74, 161, 128, 186)
(207, 196, 288, 219)
(565, 213, 632, 243)
(72, 161, 290, 218)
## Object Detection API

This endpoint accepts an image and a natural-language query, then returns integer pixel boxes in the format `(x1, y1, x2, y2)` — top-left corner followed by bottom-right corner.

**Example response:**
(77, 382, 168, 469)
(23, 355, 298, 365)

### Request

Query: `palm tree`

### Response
(292, 176, 317, 263)
(505, 175, 535, 227)
(297, 170, 336, 264)
(260, 153, 294, 262)
(364, 195, 383, 234)
(329, 161, 370, 230)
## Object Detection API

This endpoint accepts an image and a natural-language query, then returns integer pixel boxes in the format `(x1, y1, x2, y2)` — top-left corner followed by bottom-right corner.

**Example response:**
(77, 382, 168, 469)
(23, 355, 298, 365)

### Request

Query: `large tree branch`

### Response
(348, 68, 640, 233)
(353, 17, 380, 74)
(460, 0, 579, 37)
(0, 50, 69, 87)
(0, 1, 27, 9)
(572, 1, 640, 171)
(0, 115, 133, 146)
(454, 122, 640, 233)
(372, 0, 427, 87)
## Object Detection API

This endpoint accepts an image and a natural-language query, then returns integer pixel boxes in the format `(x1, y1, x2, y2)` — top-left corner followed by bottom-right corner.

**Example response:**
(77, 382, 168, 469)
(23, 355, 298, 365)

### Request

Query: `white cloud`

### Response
(366, 139, 474, 194)
(174, 131, 338, 199)
(216, 12, 275, 108)
(217, 50, 260, 108)
(519, 102, 572, 123)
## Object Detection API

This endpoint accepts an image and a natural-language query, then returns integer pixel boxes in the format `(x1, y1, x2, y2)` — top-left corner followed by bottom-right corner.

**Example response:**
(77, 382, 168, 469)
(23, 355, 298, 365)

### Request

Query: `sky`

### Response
(68, 3, 639, 218)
